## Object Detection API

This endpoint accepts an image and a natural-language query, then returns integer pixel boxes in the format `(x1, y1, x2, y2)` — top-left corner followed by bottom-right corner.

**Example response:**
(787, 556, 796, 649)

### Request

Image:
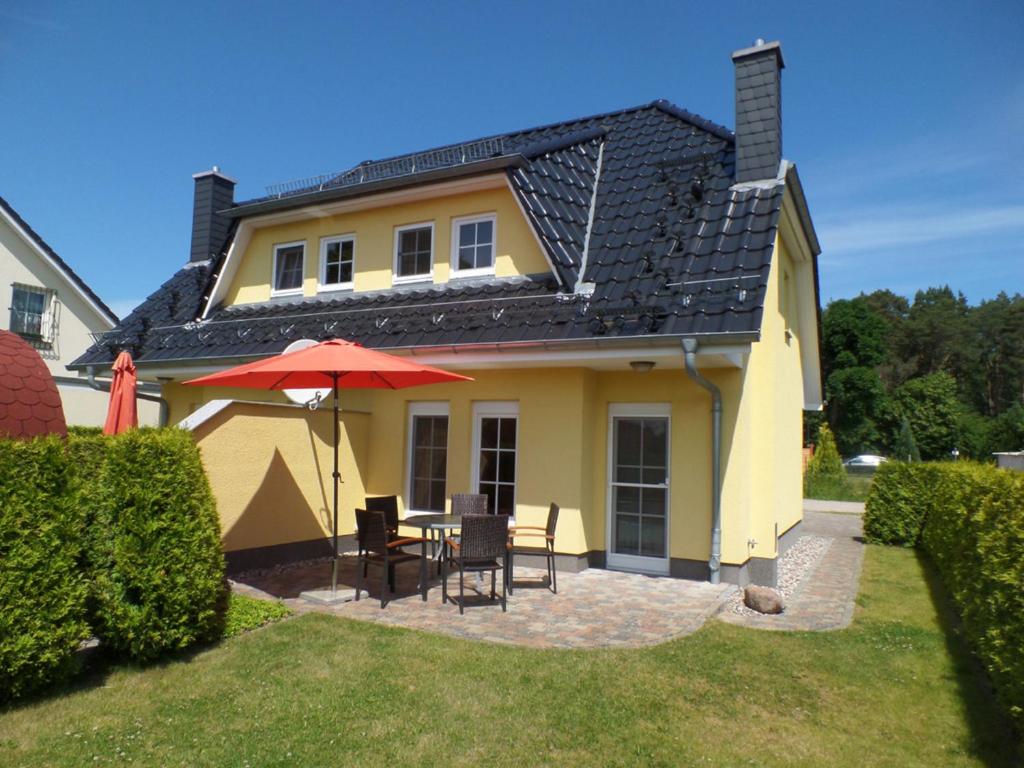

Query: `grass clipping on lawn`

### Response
(0, 546, 1018, 767)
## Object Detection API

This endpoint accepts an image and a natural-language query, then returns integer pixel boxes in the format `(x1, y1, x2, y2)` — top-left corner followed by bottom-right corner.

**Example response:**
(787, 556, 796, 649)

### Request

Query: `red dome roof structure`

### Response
(0, 330, 67, 439)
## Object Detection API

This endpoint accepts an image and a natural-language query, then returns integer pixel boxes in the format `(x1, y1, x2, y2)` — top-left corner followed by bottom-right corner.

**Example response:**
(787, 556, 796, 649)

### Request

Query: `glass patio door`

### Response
(607, 406, 670, 574)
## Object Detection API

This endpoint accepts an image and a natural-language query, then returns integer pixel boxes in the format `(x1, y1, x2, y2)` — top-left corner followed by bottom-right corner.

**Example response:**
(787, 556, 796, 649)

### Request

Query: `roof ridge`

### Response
(651, 100, 735, 142)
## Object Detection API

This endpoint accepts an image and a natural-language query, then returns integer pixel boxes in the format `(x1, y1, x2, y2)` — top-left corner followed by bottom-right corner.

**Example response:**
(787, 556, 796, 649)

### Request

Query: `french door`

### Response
(607, 404, 670, 574)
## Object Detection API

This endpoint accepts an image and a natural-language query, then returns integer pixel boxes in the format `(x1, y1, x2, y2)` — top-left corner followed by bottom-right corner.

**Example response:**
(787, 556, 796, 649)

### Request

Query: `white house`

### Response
(0, 195, 159, 427)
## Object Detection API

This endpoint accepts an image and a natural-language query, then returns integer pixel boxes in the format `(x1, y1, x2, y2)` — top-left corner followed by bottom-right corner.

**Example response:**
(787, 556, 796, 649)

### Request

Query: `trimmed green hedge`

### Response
(1, 428, 228, 701)
(0, 438, 90, 702)
(89, 429, 228, 661)
(865, 462, 1024, 735)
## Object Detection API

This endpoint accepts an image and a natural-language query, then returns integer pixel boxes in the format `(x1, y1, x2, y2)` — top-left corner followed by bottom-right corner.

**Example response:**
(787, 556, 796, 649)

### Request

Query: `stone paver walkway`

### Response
(718, 510, 865, 631)
(232, 557, 734, 649)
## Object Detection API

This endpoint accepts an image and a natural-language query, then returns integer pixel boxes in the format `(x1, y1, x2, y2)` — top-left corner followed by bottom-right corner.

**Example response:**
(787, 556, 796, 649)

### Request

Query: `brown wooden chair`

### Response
(354, 509, 428, 608)
(443, 513, 509, 614)
(508, 503, 560, 594)
(450, 493, 487, 516)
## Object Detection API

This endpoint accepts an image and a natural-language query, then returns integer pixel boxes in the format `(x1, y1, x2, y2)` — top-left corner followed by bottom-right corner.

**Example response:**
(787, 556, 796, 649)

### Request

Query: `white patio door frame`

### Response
(606, 403, 671, 575)
(470, 401, 520, 516)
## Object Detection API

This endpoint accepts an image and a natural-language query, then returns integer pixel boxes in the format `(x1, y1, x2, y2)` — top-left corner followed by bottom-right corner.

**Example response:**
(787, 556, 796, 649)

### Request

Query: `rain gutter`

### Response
(86, 366, 169, 427)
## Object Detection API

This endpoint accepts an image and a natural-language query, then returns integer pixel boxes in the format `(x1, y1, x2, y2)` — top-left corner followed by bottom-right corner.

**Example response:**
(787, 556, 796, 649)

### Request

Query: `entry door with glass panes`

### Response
(607, 405, 670, 574)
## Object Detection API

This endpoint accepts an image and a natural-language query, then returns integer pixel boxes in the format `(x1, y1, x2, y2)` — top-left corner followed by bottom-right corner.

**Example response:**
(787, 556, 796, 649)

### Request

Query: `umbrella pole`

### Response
(331, 373, 340, 594)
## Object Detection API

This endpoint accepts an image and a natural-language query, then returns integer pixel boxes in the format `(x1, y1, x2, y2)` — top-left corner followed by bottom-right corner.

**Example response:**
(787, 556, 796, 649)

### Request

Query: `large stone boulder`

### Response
(744, 585, 784, 614)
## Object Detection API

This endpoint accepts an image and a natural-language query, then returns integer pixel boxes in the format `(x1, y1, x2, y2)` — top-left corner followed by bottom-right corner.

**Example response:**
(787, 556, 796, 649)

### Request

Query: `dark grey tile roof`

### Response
(72, 100, 791, 369)
(0, 196, 118, 325)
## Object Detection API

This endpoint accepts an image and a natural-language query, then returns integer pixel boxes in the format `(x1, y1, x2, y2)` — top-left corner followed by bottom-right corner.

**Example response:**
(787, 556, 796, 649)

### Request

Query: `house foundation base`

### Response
(224, 518, 804, 588)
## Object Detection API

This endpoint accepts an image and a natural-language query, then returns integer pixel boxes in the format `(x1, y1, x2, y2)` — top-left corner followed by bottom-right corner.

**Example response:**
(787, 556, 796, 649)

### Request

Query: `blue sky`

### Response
(1, 0, 1021, 319)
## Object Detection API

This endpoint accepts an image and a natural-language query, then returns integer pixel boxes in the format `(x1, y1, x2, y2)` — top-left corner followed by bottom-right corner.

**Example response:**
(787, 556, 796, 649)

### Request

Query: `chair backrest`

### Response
(458, 514, 509, 561)
(365, 495, 399, 530)
(545, 502, 560, 539)
(451, 493, 488, 516)
(355, 509, 389, 554)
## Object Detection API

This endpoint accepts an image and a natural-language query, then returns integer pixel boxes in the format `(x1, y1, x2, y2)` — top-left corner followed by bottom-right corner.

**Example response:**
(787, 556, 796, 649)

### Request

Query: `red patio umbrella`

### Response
(184, 339, 472, 594)
(103, 351, 138, 435)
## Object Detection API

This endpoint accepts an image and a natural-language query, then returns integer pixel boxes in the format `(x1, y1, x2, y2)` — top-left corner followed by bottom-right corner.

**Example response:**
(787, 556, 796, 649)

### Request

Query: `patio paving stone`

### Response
(230, 510, 867, 647)
(231, 557, 735, 649)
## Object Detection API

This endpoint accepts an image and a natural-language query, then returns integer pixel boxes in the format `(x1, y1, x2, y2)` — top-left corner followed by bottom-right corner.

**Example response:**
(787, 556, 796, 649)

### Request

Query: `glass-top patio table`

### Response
(399, 513, 515, 593)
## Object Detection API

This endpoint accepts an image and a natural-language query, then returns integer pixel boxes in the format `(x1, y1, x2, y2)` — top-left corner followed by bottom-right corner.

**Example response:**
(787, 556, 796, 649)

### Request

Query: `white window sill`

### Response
(270, 288, 304, 299)
(392, 274, 434, 286)
(450, 267, 496, 280)
(317, 283, 354, 294)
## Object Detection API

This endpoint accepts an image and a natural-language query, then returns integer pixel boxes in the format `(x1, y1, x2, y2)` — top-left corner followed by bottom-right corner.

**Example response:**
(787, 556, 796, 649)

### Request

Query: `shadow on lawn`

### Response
(915, 550, 1020, 767)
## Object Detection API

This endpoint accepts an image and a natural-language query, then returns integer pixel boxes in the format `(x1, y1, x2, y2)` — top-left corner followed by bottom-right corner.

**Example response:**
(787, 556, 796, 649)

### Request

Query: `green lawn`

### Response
(805, 469, 875, 502)
(0, 547, 1017, 767)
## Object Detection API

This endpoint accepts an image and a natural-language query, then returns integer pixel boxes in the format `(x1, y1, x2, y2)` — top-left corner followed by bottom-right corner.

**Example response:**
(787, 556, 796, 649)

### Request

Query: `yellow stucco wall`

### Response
(169, 366, 749, 565)
(224, 187, 550, 306)
(190, 401, 369, 552)
(738, 234, 807, 561)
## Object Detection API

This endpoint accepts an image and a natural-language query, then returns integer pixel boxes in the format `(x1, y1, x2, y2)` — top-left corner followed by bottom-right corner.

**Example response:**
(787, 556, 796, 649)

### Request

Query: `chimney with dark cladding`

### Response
(190, 167, 236, 263)
(732, 39, 785, 184)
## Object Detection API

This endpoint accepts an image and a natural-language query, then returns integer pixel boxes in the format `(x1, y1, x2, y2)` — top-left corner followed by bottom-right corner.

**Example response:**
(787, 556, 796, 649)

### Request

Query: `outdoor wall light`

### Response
(630, 360, 656, 373)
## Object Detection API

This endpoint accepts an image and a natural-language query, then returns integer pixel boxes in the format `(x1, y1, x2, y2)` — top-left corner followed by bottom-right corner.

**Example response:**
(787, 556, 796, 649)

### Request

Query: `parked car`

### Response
(843, 455, 888, 471)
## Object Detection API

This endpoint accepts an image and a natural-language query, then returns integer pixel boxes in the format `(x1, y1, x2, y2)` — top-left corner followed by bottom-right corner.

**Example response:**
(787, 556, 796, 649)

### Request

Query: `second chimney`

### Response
(732, 39, 785, 184)
(190, 167, 236, 263)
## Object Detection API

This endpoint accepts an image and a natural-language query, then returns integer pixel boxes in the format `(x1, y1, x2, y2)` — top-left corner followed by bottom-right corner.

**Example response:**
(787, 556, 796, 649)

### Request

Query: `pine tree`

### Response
(806, 423, 845, 480)
(893, 416, 921, 462)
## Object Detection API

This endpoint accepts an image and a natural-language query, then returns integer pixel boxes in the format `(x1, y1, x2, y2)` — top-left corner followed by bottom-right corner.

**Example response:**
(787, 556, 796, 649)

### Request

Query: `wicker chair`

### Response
(365, 495, 399, 532)
(443, 514, 509, 614)
(508, 503, 560, 595)
(361, 496, 400, 576)
(354, 509, 428, 608)
(450, 493, 487, 516)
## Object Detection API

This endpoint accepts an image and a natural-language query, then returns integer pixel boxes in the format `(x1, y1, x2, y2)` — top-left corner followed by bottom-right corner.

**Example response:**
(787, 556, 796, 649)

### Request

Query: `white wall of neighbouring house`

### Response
(0, 209, 160, 427)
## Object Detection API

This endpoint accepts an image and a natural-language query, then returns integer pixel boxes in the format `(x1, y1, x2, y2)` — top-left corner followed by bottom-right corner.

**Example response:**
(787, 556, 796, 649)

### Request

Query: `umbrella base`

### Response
(299, 588, 361, 605)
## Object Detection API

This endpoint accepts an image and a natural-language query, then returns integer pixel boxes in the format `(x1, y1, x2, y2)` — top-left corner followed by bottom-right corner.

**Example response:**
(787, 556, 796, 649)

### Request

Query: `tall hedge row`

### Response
(865, 462, 1024, 734)
(0, 428, 227, 702)
(89, 430, 227, 660)
(0, 438, 90, 702)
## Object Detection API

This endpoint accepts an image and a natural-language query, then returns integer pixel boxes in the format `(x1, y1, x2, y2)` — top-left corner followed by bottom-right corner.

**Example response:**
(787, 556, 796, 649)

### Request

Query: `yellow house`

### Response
(72, 40, 822, 587)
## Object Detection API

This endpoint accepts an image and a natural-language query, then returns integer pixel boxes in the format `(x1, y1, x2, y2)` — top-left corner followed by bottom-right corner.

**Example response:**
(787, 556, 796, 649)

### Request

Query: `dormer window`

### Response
(272, 241, 305, 296)
(451, 214, 495, 277)
(393, 223, 433, 284)
(319, 235, 355, 292)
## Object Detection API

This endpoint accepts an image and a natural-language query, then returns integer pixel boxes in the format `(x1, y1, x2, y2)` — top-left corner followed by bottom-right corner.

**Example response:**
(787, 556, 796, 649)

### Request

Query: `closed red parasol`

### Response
(103, 351, 138, 435)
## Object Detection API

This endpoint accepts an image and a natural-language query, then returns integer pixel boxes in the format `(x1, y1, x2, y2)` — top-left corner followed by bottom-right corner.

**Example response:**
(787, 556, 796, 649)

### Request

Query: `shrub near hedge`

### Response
(0, 437, 90, 702)
(89, 429, 228, 661)
(866, 462, 1024, 735)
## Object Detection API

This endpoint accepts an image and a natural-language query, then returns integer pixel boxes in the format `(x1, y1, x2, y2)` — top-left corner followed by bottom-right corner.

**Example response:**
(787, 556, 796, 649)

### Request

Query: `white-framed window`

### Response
(393, 222, 434, 284)
(451, 213, 496, 277)
(9, 284, 56, 343)
(406, 402, 449, 513)
(319, 235, 355, 292)
(272, 241, 305, 296)
(471, 401, 519, 516)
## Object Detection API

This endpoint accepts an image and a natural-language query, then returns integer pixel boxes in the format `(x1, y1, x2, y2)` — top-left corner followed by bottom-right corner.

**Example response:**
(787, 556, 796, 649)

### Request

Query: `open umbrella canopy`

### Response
(183, 339, 472, 390)
(182, 338, 472, 599)
(103, 351, 138, 435)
